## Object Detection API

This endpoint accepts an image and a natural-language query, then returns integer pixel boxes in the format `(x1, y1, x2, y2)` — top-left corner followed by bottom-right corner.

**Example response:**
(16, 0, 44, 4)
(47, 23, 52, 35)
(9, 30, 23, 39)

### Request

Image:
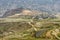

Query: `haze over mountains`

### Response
(0, 0, 60, 17)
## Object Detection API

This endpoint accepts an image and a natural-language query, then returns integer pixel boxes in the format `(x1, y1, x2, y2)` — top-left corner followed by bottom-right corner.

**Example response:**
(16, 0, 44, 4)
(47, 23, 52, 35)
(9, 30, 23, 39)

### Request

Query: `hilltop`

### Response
(1, 8, 57, 19)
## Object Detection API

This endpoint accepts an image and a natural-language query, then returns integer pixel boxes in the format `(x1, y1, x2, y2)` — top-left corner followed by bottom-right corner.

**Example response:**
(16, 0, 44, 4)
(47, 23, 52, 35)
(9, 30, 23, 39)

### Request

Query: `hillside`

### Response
(0, 18, 60, 40)
(1, 8, 57, 19)
(0, 0, 60, 40)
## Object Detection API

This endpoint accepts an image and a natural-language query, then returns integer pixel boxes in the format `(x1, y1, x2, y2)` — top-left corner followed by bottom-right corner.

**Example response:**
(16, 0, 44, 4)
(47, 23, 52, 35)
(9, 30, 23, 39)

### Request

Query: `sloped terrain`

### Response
(0, 18, 60, 40)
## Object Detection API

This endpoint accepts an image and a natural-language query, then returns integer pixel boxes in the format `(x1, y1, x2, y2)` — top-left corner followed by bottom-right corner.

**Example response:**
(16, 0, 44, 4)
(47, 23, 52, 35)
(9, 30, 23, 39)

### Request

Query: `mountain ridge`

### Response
(0, 0, 60, 17)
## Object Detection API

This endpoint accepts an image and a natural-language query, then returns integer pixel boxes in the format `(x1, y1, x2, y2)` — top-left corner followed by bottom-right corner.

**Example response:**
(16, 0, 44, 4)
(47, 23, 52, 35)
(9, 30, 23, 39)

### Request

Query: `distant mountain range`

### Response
(1, 8, 56, 19)
(2, 8, 40, 18)
(0, 0, 60, 17)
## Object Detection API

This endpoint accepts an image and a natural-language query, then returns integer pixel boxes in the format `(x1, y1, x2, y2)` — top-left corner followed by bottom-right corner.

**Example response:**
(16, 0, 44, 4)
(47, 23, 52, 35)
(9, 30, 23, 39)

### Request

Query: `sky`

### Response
(0, 0, 60, 16)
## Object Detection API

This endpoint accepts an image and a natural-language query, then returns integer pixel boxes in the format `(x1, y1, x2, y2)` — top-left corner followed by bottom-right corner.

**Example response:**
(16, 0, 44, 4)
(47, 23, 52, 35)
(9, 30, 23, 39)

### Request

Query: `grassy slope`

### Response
(0, 18, 60, 40)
